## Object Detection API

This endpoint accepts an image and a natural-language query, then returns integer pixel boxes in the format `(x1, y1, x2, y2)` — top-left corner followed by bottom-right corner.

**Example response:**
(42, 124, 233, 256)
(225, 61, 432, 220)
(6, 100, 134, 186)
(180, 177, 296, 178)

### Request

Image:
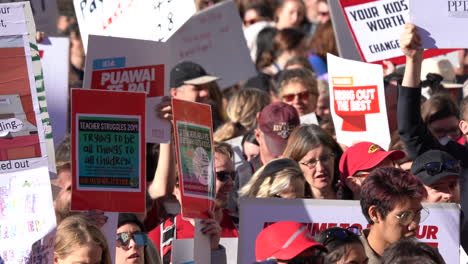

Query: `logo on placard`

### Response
(332, 77, 380, 132)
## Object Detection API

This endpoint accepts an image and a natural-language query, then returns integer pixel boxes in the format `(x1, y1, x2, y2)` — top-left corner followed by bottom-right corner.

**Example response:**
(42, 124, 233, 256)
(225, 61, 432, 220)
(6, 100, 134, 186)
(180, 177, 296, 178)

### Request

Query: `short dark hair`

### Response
(421, 93, 459, 124)
(382, 237, 445, 264)
(360, 167, 427, 224)
(315, 227, 363, 263)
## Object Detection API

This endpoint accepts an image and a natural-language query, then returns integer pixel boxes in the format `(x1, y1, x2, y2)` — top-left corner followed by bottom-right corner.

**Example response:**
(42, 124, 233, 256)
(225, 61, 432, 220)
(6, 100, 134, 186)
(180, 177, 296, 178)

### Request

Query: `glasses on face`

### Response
(431, 126, 460, 137)
(423, 160, 461, 176)
(299, 153, 335, 169)
(216, 171, 236, 182)
(322, 226, 362, 246)
(116, 232, 148, 249)
(282, 91, 311, 102)
(394, 207, 429, 226)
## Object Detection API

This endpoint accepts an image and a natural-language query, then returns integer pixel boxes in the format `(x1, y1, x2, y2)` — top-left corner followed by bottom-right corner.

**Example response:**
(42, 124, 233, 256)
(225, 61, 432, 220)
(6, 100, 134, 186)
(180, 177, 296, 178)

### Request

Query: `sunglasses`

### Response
(116, 232, 148, 249)
(216, 171, 236, 182)
(395, 207, 429, 226)
(282, 92, 310, 102)
(423, 160, 460, 176)
(322, 226, 362, 246)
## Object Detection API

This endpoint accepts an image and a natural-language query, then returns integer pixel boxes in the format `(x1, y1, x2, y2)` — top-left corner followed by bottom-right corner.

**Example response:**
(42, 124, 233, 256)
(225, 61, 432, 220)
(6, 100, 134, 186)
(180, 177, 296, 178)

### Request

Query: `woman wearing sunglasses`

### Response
(283, 124, 343, 200)
(277, 68, 319, 117)
(315, 227, 368, 264)
(54, 214, 112, 264)
(359, 167, 428, 264)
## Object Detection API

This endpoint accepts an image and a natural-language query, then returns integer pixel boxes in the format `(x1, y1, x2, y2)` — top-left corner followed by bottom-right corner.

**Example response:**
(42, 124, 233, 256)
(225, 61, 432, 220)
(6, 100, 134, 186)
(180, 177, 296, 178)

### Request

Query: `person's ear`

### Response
(254, 128, 262, 143)
(170, 88, 178, 97)
(459, 120, 468, 135)
(368, 205, 381, 224)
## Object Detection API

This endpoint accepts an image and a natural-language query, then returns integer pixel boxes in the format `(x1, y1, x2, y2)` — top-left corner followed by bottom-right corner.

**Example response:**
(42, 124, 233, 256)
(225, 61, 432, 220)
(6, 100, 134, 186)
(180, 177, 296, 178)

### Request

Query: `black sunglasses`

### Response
(423, 160, 461, 176)
(322, 226, 362, 246)
(116, 232, 148, 249)
(216, 171, 236, 182)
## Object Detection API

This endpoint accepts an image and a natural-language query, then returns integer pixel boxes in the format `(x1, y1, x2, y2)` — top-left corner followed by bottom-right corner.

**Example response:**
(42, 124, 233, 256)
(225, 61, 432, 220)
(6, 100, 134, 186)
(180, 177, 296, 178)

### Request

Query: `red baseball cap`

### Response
(339, 141, 405, 182)
(258, 102, 300, 156)
(255, 221, 327, 261)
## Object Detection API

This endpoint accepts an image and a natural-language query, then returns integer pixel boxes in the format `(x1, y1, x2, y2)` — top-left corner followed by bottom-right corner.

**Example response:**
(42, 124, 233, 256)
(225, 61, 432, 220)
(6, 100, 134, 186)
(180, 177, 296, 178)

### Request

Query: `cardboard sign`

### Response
(328, 54, 391, 149)
(83, 37, 170, 144)
(0, 0, 58, 34)
(409, 0, 468, 48)
(0, 161, 57, 263)
(172, 98, 215, 220)
(71, 89, 146, 213)
(73, 0, 195, 51)
(172, 238, 238, 264)
(238, 198, 460, 264)
(0, 2, 50, 174)
(339, 0, 458, 64)
(167, 1, 257, 89)
(38, 37, 70, 147)
(329, 0, 362, 61)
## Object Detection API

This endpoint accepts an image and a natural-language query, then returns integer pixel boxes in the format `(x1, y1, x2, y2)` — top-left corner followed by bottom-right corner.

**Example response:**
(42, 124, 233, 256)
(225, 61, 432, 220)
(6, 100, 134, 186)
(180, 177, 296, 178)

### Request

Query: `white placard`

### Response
(146, 97, 171, 144)
(409, 0, 468, 48)
(300, 112, 319, 125)
(327, 53, 391, 149)
(0, 0, 58, 34)
(172, 238, 238, 264)
(38, 37, 70, 147)
(238, 198, 460, 264)
(329, 0, 362, 61)
(0, 163, 57, 263)
(73, 0, 196, 52)
(342, 0, 409, 62)
(0, 2, 27, 36)
(167, 1, 256, 89)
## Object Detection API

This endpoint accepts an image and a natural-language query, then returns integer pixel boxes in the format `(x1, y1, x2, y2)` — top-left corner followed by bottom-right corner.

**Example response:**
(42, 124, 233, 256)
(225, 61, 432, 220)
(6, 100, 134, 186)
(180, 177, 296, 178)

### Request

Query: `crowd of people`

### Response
(41, 0, 468, 263)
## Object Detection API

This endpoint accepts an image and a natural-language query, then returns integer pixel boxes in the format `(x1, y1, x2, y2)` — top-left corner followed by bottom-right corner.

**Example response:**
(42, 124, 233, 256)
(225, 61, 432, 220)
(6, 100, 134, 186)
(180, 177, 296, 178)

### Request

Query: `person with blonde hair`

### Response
(277, 68, 319, 116)
(54, 214, 112, 264)
(239, 158, 305, 198)
(214, 88, 271, 142)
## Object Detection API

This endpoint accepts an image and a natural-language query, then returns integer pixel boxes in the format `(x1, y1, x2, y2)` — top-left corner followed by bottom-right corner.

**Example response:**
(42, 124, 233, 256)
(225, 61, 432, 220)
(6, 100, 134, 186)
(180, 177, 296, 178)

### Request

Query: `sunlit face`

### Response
(281, 82, 317, 116)
(276, 0, 305, 29)
(371, 198, 423, 246)
(116, 223, 144, 264)
(317, 1, 330, 24)
(335, 242, 368, 264)
(171, 84, 210, 104)
(428, 116, 461, 140)
(423, 175, 459, 203)
(214, 152, 235, 208)
(54, 243, 102, 264)
(244, 9, 261, 27)
(52, 168, 72, 217)
(316, 94, 330, 121)
(298, 146, 335, 191)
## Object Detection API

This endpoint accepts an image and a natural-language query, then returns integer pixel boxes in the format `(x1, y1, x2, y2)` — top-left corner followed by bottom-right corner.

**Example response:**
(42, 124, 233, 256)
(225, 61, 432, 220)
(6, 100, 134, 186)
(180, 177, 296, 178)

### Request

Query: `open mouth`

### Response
(128, 253, 140, 259)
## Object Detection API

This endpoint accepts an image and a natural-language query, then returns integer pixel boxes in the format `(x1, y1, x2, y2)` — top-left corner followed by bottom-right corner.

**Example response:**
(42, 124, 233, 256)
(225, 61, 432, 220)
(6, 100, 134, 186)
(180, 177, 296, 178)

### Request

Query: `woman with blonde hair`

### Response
(239, 158, 305, 198)
(54, 214, 112, 264)
(214, 88, 271, 142)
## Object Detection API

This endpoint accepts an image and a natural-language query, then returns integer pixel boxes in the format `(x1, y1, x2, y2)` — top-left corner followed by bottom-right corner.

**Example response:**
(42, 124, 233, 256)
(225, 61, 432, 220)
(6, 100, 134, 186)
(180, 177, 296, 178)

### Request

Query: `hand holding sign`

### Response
(400, 23, 423, 59)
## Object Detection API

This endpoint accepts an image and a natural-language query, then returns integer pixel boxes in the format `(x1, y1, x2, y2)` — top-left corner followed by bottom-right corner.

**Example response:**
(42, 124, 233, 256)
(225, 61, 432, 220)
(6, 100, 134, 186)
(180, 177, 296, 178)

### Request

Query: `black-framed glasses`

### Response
(299, 153, 335, 169)
(216, 171, 236, 182)
(423, 160, 461, 176)
(322, 226, 362, 246)
(395, 207, 429, 226)
(116, 232, 148, 249)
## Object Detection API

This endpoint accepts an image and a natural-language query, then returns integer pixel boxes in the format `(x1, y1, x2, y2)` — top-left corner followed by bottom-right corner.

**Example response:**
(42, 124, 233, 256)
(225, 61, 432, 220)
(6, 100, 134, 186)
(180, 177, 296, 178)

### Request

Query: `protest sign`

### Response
(74, 0, 196, 51)
(328, 53, 391, 149)
(409, 0, 468, 48)
(329, 0, 362, 61)
(0, 3, 50, 172)
(83, 35, 170, 144)
(238, 198, 460, 264)
(71, 89, 146, 212)
(0, 161, 57, 264)
(172, 238, 238, 264)
(167, 0, 257, 89)
(0, 0, 58, 34)
(172, 98, 215, 220)
(38, 37, 69, 147)
(339, 0, 457, 64)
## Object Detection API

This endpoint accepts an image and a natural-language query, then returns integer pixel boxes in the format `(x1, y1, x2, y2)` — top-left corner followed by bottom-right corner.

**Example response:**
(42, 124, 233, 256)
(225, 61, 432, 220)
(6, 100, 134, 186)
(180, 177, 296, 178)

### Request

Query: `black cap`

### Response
(118, 213, 145, 232)
(170, 61, 219, 88)
(411, 150, 460, 186)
